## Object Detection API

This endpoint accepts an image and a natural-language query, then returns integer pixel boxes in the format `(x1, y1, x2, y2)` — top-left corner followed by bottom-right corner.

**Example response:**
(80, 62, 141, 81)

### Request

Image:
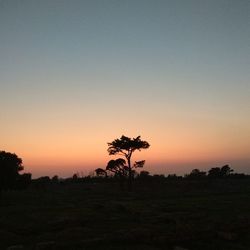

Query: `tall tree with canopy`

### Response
(107, 135, 150, 190)
(0, 151, 24, 201)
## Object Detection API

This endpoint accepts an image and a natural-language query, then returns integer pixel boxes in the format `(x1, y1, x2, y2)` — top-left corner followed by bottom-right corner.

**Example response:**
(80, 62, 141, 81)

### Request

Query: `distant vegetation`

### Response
(0, 136, 249, 192)
(2, 163, 245, 190)
(1, 137, 250, 250)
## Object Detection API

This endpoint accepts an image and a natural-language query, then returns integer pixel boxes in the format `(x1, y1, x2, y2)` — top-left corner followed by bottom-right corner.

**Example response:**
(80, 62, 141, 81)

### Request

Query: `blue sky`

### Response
(0, 0, 249, 177)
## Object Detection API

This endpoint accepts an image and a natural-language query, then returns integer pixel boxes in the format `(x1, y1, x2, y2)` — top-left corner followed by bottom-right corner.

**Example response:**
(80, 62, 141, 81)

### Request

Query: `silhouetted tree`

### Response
(139, 170, 150, 178)
(208, 165, 234, 178)
(107, 135, 150, 190)
(72, 173, 80, 183)
(220, 165, 233, 176)
(186, 169, 207, 179)
(0, 151, 24, 194)
(95, 168, 107, 178)
(208, 167, 221, 178)
(51, 175, 59, 183)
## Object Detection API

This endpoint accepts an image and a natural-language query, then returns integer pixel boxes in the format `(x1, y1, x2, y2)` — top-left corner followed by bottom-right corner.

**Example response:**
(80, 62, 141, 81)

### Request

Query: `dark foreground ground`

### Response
(1, 179, 250, 250)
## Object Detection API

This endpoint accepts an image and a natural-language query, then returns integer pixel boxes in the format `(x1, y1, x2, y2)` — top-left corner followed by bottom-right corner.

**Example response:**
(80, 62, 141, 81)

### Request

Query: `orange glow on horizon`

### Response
(2, 103, 250, 178)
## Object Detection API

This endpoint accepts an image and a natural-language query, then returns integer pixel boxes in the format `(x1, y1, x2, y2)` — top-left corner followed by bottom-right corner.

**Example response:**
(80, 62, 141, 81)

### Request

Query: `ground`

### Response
(1, 179, 250, 250)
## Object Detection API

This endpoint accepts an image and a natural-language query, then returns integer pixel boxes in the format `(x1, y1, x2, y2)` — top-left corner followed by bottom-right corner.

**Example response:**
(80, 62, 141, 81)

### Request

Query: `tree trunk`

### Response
(127, 156, 132, 191)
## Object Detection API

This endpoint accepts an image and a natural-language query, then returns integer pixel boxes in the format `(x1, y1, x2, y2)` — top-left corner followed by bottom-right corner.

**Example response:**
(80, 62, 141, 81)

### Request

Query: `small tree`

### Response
(107, 135, 150, 190)
(220, 165, 233, 176)
(95, 168, 107, 178)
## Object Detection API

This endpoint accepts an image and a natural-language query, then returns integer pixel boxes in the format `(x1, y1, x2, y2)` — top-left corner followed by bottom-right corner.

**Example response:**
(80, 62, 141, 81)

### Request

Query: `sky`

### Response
(0, 0, 249, 177)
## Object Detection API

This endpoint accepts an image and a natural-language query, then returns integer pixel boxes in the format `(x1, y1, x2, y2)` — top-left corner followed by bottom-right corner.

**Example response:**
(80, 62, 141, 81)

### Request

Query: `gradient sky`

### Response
(0, 0, 249, 177)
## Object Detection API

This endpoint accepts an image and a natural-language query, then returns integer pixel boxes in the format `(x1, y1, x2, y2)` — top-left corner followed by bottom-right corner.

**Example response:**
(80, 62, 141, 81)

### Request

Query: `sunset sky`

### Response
(0, 0, 249, 177)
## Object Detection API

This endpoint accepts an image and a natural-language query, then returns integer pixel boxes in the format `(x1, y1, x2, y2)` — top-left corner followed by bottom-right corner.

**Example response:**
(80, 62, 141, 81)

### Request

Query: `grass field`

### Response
(1, 179, 250, 250)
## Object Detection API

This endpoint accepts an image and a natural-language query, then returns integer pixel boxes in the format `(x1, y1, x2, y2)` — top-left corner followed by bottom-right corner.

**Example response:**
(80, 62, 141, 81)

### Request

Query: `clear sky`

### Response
(0, 0, 249, 177)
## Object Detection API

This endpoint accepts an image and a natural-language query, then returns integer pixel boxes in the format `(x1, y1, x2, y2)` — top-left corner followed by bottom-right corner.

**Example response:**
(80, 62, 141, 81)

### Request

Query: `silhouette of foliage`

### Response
(186, 169, 207, 179)
(139, 170, 150, 178)
(72, 173, 79, 180)
(208, 167, 221, 178)
(95, 168, 107, 177)
(220, 165, 233, 176)
(106, 158, 127, 177)
(133, 160, 145, 169)
(166, 174, 182, 180)
(208, 165, 233, 178)
(51, 175, 59, 183)
(107, 135, 150, 189)
(0, 151, 24, 190)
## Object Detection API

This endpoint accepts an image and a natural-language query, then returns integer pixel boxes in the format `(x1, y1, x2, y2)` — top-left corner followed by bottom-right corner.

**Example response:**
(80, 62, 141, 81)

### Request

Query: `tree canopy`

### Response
(0, 151, 24, 190)
(108, 135, 150, 158)
(106, 158, 127, 177)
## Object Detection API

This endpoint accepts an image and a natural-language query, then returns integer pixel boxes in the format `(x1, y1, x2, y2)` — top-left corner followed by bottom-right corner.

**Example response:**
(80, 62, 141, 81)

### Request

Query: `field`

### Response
(1, 179, 250, 250)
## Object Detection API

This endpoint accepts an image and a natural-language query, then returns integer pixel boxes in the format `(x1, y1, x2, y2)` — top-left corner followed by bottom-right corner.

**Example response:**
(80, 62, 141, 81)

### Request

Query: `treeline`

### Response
(1, 164, 250, 193)
(28, 164, 249, 187)
(94, 164, 249, 180)
(1, 144, 249, 193)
